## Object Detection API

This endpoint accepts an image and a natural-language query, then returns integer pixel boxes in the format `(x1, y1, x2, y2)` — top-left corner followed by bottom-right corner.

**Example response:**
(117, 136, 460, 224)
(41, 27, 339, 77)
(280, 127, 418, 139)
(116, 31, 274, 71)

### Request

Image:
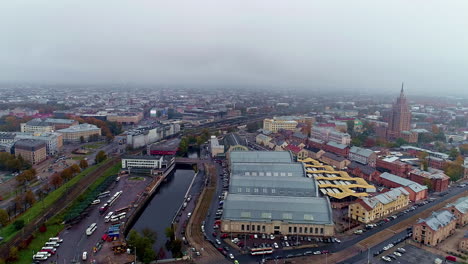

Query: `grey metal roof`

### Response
(350, 146, 375, 158)
(380, 172, 428, 192)
(25, 118, 51, 127)
(417, 210, 455, 231)
(57, 123, 100, 132)
(122, 155, 162, 160)
(231, 162, 305, 177)
(445, 196, 468, 214)
(362, 187, 409, 209)
(44, 118, 76, 124)
(0, 132, 16, 139)
(229, 175, 318, 197)
(322, 152, 347, 162)
(326, 142, 347, 149)
(230, 151, 293, 164)
(222, 194, 334, 225)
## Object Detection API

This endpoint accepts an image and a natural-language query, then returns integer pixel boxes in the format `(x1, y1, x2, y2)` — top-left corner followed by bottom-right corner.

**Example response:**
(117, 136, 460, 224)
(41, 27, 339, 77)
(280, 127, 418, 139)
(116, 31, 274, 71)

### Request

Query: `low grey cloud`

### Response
(0, 0, 467, 94)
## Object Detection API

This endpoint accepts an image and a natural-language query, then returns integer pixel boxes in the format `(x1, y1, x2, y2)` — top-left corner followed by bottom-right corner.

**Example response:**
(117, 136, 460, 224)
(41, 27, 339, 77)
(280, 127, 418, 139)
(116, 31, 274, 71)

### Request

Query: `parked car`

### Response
(381, 256, 392, 262)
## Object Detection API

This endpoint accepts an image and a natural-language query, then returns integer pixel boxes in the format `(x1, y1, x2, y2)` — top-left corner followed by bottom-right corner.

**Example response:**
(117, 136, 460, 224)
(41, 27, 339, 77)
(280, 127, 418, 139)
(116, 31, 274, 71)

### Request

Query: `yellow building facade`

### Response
(348, 187, 409, 223)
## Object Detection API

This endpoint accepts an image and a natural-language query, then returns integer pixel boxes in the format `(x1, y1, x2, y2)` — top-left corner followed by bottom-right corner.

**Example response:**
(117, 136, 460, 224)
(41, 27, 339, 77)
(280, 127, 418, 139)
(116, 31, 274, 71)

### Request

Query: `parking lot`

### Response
(354, 244, 445, 264)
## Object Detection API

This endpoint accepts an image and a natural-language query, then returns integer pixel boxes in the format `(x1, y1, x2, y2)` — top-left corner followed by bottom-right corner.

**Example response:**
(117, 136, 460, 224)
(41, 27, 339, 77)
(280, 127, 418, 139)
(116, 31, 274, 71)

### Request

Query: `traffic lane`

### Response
(338, 230, 409, 264)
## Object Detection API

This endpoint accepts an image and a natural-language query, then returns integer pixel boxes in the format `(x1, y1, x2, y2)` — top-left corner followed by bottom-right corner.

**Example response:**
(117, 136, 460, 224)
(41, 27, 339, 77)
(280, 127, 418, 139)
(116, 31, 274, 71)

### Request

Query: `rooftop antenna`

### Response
(401, 82, 404, 93)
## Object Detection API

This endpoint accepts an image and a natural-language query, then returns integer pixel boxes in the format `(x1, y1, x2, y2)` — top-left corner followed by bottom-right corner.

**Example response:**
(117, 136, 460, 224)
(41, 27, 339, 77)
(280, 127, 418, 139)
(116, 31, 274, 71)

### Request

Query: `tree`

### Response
(70, 164, 81, 174)
(60, 167, 73, 181)
(24, 189, 36, 207)
(0, 209, 9, 226)
(449, 148, 459, 160)
(169, 239, 183, 258)
(459, 144, 468, 156)
(50, 172, 63, 189)
(423, 178, 433, 191)
(127, 229, 157, 264)
(13, 219, 24, 230)
(95, 150, 107, 163)
(394, 138, 408, 147)
(80, 136, 85, 143)
(142, 227, 157, 244)
(164, 226, 175, 241)
(79, 159, 89, 169)
(8, 246, 18, 261)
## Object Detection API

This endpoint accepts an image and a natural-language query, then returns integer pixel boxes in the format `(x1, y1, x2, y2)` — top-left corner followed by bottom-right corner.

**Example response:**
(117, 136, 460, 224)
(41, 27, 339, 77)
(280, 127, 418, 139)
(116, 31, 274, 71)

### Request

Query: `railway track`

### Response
(0, 157, 120, 258)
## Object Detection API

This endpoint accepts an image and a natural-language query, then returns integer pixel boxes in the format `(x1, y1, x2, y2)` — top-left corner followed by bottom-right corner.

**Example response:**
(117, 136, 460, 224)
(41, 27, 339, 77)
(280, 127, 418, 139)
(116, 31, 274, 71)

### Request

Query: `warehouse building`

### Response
(221, 151, 334, 236)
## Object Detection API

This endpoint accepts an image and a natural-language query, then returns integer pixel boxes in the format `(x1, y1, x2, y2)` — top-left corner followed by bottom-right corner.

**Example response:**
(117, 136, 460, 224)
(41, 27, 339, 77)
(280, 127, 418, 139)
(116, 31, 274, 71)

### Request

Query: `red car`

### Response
(321, 250, 330, 254)
(221, 233, 228, 238)
(237, 242, 244, 247)
(212, 232, 218, 237)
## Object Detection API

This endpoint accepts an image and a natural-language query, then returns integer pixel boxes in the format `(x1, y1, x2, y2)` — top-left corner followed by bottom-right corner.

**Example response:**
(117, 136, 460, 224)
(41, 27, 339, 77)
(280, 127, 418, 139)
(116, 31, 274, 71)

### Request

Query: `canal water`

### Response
(130, 150, 199, 258)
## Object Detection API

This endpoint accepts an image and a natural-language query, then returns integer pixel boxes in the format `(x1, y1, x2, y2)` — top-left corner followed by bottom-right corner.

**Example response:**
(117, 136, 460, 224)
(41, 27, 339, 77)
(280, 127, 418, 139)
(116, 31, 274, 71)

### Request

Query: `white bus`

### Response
(104, 211, 114, 222)
(86, 223, 97, 236)
(110, 212, 126, 223)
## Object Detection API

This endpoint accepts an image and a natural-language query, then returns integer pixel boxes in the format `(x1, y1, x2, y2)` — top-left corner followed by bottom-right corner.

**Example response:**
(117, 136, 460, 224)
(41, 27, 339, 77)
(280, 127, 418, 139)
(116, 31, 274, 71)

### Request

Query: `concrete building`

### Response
(255, 134, 272, 147)
(107, 112, 143, 124)
(348, 187, 410, 223)
(349, 147, 377, 167)
(379, 172, 428, 202)
(57, 124, 101, 143)
(310, 127, 351, 145)
(347, 162, 381, 182)
(209, 136, 224, 157)
(445, 196, 468, 227)
(464, 158, 468, 179)
(20, 119, 54, 133)
(413, 210, 456, 246)
(221, 151, 335, 236)
(14, 139, 47, 164)
(263, 116, 299, 133)
(126, 123, 180, 149)
(122, 155, 164, 170)
(20, 118, 77, 133)
(15, 132, 63, 155)
(409, 168, 450, 193)
(0, 132, 16, 144)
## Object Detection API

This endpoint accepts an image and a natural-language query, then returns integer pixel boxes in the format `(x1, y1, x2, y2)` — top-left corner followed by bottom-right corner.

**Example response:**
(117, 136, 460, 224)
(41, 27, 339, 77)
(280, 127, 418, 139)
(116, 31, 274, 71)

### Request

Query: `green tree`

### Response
(79, 159, 89, 169)
(449, 148, 459, 160)
(142, 227, 157, 244)
(346, 120, 355, 135)
(423, 178, 433, 191)
(0, 208, 9, 226)
(127, 229, 157, 264)
(395, 138, 408, 147)
(169, 239, 183, 258)
(95, 150, 107, 163)
(165, 226, 175, 241)
(80, 136, 85, 143)
(13, 219, 24, 230)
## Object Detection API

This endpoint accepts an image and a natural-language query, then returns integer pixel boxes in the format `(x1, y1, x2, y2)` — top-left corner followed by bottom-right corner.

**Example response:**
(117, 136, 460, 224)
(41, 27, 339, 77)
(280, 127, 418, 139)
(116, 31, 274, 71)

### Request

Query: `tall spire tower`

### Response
(388, 83, 412, 139)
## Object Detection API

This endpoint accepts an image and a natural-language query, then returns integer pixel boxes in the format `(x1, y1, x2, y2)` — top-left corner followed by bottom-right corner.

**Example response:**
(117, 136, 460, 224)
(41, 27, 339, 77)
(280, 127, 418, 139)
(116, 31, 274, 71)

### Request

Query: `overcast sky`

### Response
(1, 0, 467, 94)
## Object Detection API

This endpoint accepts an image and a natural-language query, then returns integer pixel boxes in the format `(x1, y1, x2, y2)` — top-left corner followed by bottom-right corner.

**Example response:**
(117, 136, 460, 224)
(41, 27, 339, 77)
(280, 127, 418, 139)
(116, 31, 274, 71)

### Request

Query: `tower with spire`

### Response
(386, 83, 417, 142)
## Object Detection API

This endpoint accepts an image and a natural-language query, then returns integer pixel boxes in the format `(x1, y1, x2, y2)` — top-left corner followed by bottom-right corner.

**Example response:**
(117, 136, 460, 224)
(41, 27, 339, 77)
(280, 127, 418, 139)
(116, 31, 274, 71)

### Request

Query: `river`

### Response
(130, 150, 199, 258)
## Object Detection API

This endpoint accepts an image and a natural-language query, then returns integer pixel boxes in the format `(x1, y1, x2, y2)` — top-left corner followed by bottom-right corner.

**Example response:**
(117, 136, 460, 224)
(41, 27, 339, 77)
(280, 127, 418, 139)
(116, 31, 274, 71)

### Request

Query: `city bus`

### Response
(250, 247, 273, 256)
(86, 223, 97, 236)
(114, 206, 129, 214)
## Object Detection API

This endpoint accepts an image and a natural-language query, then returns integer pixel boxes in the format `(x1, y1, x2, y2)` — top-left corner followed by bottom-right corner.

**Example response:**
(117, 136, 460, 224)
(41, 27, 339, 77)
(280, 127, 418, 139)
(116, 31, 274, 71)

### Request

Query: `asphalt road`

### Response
(202, 162, 468, 264)
(45, 174, 148, 263)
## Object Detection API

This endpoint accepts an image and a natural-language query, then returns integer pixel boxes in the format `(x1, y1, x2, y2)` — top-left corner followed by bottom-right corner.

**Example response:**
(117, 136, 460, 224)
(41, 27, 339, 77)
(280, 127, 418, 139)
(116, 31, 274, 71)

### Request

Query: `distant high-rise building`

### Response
(386, 84, 417, 143)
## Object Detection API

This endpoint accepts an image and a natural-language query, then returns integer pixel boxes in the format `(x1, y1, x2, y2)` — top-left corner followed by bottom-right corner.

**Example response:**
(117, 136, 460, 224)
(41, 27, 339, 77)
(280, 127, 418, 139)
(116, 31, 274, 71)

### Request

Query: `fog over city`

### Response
(1, 0, 467, 94)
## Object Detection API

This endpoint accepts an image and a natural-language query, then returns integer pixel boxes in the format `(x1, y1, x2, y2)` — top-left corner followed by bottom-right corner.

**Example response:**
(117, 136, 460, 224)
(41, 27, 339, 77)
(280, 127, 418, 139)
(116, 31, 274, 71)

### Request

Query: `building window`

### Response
(261, 212, 272, 219)
(241, 212, 251, 218)
(247, 225, 250, 231)
(304, 214, 314, 221)
(289, 227, 292, 233)
(246, 188, 250, 192)
(257, 225, 260, 231)
(271, 189, 276, 194)
(320, 228, 324, 234)
(241, 225, 245, 231)
(304, 227, 308, 233)
(263, 188, 267, 193)
(238, 187, 242, 192)
(310, 227, 313, 233)
(254, 188, 259, 193)
(293, 226, 297, 233)
(282, 213, 292, 220)
(299, 227, 303, 233)
(263, 226, 266, 232)
(251, 225, 255, 231)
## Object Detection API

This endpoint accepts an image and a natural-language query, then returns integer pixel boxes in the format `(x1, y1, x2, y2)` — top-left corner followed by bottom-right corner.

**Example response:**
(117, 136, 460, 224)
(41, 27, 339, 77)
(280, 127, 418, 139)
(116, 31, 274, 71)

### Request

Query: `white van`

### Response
(44, 242, 59, 247)
(104, 211, 114, 222)
(49, 237, 63, 243)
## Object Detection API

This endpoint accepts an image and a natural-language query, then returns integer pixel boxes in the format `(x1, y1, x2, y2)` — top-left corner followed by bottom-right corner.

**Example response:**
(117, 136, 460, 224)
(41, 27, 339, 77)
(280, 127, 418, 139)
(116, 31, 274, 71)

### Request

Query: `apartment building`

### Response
(14, 139, 47, 164)
(378, 172, 428, 202)
(263, 117, 298, 133)
(413, 210, 456, 246)
(349, 146, 377, 167)
(310, 127, 351, 145)
(57, 124, 101, 143)
(348, 187, 410, 223)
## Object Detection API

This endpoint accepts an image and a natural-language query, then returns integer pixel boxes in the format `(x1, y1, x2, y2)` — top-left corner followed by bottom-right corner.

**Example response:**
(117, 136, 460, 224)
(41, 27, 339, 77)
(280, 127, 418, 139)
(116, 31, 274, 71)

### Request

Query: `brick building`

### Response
(323, 142, 349, 157)
(349, 146, 377, 167)
(320, 152, 350, 170)
(409, 168, 450, 193)
(413, 210, 456, 246)
(348, 162, 381, 182)
(376, 157, 411, 177)
(379, 172, 428, 202)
